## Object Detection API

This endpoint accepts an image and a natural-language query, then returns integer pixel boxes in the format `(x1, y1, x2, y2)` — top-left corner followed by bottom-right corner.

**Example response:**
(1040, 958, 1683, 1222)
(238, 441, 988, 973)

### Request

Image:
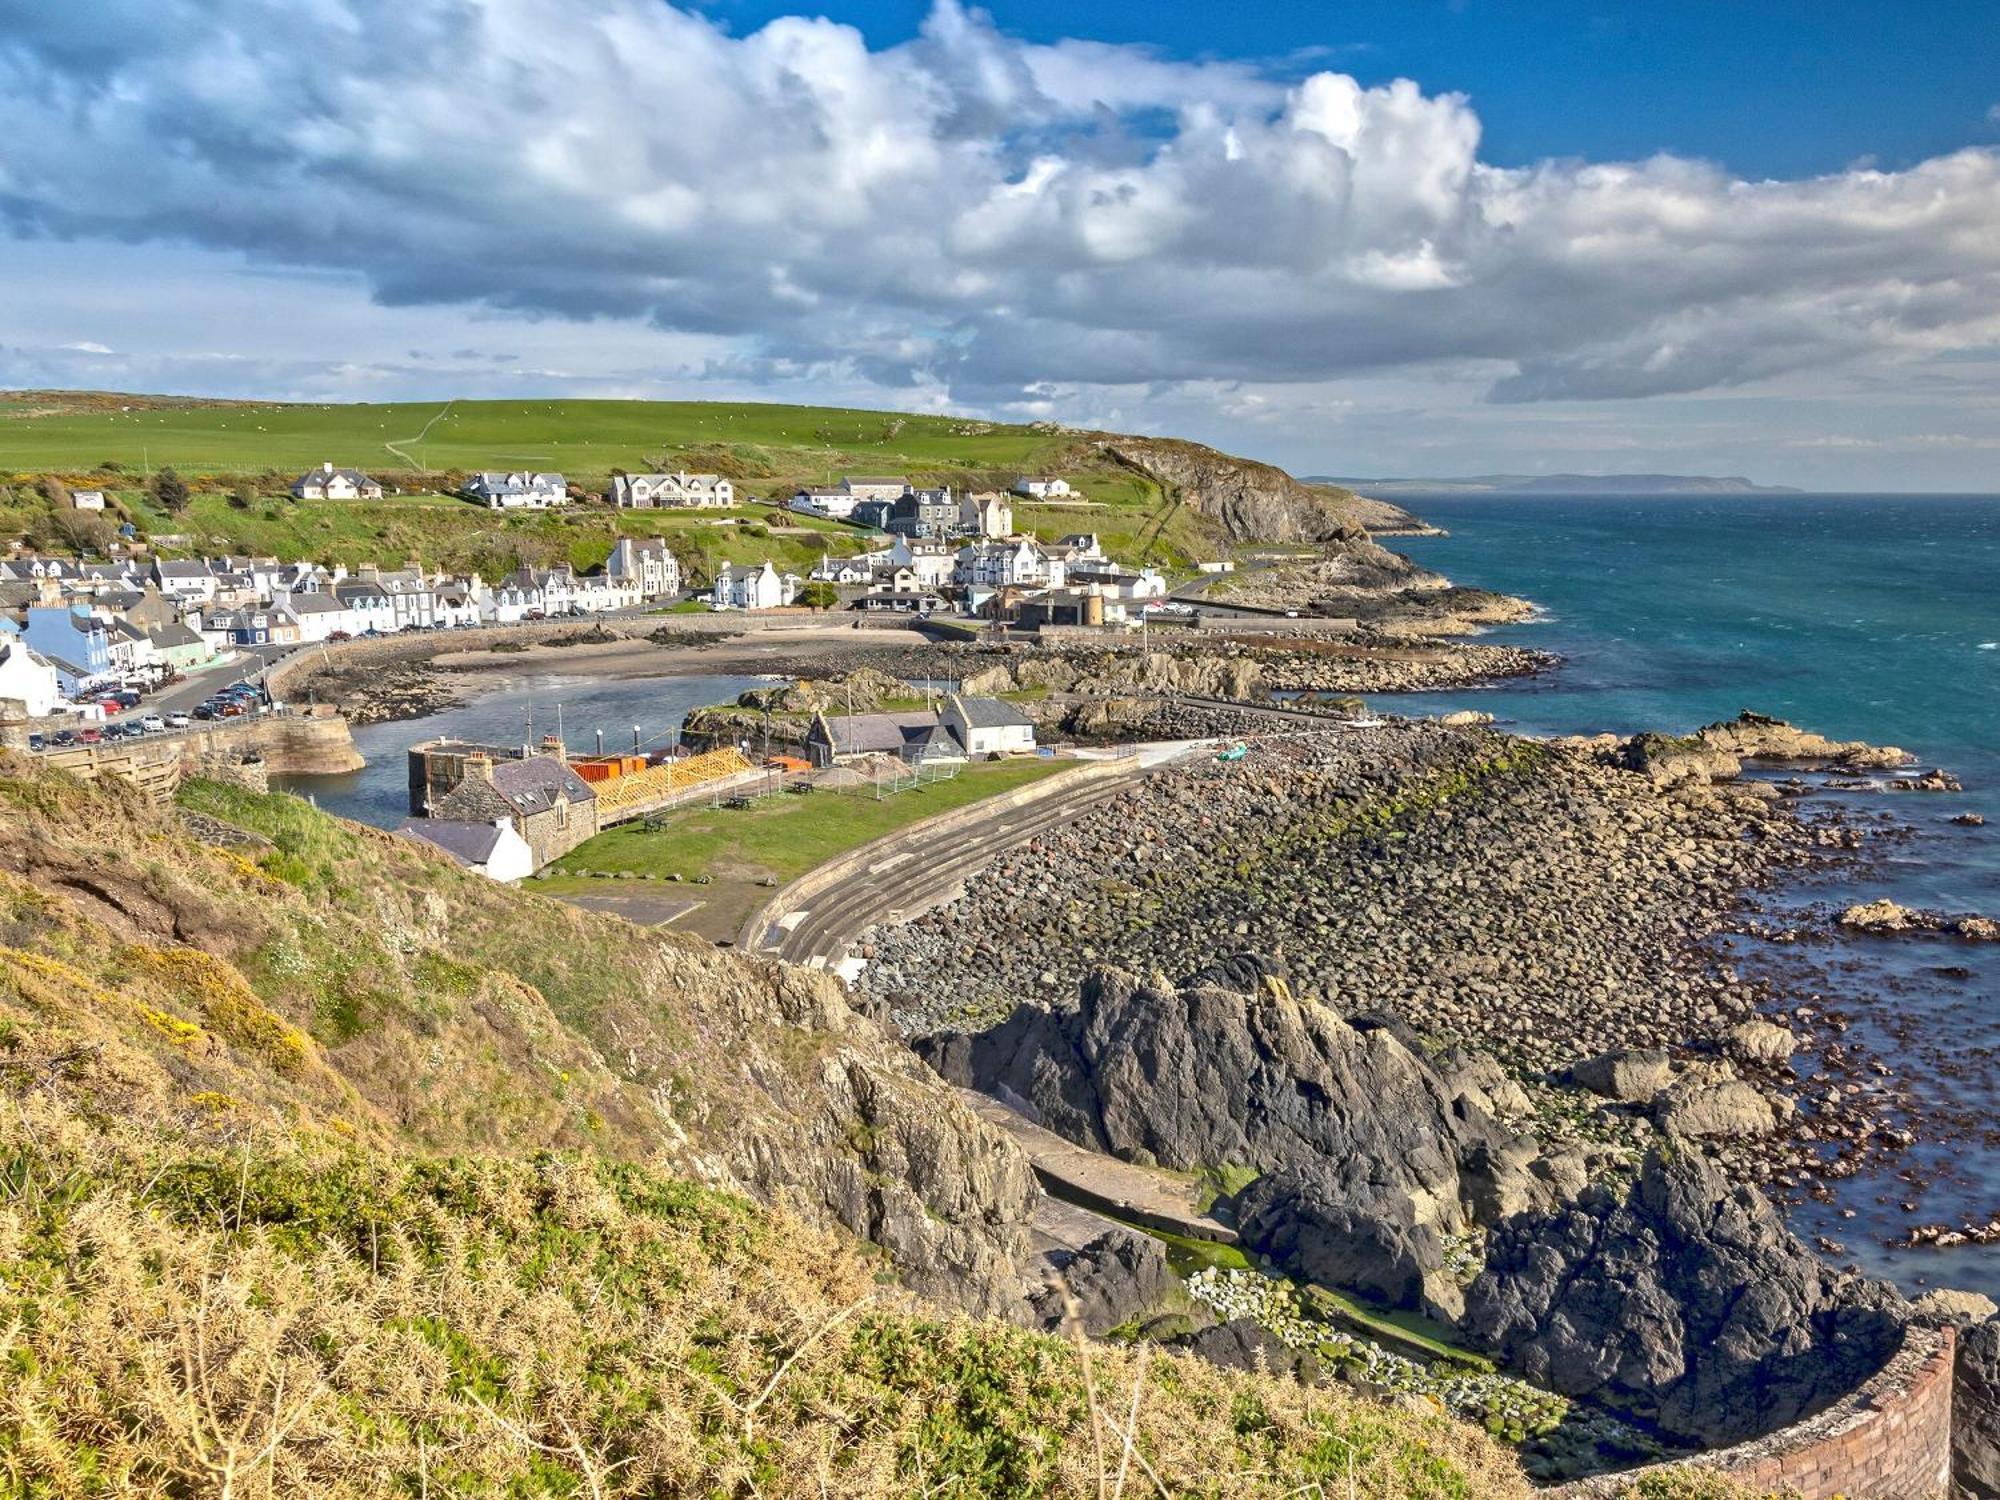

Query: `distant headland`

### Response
(1312, 473, 1804, 497)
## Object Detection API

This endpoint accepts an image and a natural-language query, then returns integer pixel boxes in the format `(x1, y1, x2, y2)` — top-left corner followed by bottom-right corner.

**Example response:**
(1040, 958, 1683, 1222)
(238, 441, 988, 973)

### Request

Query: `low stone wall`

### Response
(1552, 1323, 1955, 1500)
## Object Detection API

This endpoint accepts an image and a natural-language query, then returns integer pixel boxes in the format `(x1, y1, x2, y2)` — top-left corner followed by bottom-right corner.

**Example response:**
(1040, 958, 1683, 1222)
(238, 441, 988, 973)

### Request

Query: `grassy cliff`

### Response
(0, 755, 1557, 1496)
(0, 393, 1387, 575)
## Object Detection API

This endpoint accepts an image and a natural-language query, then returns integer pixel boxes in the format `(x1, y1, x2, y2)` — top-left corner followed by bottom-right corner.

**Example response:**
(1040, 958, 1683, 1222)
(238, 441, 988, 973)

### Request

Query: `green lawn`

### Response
(538, 757, 1075, 937)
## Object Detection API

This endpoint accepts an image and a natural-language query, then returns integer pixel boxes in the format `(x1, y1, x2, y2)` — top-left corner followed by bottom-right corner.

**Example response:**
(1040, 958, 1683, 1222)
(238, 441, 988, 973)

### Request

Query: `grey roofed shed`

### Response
(394, 817, 505, 865)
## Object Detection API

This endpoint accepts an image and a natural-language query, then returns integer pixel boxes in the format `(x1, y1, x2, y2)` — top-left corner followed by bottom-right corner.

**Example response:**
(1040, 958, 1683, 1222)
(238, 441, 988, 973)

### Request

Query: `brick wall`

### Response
(1553, 1324, 1955, 1500)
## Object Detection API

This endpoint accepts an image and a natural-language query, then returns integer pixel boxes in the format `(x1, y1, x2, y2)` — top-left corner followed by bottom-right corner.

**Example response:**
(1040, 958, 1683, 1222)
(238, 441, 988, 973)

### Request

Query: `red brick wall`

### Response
(1554, 1324, 1955, 1500)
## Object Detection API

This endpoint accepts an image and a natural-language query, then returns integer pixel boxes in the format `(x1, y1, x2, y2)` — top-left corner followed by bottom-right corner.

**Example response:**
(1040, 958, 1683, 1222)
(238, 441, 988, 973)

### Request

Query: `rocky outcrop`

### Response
(1694, 710, 1909, 769)
(1606, 711, 1913, 787)
(920, 964, 1499, 1233)
(1840, 899, 2000, 941)
(1099, 436, 1374, 547)
(1463, 1150, 1905, 1447)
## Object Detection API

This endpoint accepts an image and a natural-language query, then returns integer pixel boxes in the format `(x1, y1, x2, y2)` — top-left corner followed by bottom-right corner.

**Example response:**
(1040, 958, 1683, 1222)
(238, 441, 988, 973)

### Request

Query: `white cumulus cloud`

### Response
(0, 0, 1995, 411)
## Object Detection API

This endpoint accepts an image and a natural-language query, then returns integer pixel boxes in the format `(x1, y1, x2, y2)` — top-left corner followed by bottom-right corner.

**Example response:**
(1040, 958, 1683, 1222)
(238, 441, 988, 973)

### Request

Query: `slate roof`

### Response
(815, 711, 948, 757)
(395, 818, 505, 865)
(147, 622, 204, 650)
(950, 695, 1034, 731)
(488, 756, 596, 815)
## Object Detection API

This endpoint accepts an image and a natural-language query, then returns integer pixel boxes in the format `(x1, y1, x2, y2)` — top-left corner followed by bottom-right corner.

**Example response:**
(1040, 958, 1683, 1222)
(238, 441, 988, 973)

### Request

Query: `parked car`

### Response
(164, 712, 191, 729)
(27, 734, 45, 752)
(327, 630, 352, 642)
(96, 697, 124, 714)
(115, 689, 143, 708)
(50, 729, 76, 747)
(139, 715, 167, 733)
(77, 727, 102, 744)
(191, 705, 218, 721)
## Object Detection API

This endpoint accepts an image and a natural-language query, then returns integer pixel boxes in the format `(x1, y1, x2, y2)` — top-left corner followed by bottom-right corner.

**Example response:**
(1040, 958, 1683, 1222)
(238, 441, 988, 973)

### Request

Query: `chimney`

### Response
(464, 751, 495, 785)
(322, 461, 333, 474)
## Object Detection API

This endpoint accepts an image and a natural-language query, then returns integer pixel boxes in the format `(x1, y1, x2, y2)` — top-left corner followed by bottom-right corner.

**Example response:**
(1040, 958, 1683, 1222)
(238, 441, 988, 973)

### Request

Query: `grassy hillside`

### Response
(0, 393, 1247, 572)
(0, 754, 1570, 1496)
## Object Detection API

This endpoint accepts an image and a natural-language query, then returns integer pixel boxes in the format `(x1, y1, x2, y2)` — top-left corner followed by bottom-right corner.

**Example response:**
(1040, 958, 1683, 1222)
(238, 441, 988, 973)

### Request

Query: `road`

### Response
(746, 761, 1149, 966)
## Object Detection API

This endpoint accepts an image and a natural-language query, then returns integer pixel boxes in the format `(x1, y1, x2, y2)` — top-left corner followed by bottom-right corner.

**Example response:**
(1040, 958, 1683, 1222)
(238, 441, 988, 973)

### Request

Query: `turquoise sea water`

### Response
(1390, 495, 1999, 1297)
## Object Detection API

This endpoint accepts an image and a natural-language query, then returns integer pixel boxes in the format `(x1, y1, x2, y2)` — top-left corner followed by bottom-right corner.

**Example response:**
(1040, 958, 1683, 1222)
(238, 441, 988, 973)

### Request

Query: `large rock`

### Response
(1572, 1047, 1672, 1104)
(1958, 1318, 2000, 1499)
(1655, 1078, 1784, 1138)
(920, 964, 1502, 1231)
(1236, 1170, 1457, 1319)
(1179, 1317, 1320, 1384)
(1726, 1018, 1796, 1064)
(1030, 1229, 1176, 1337)
(1694, 710, 1908, 769)
(1462, 1150, 1905, 1447)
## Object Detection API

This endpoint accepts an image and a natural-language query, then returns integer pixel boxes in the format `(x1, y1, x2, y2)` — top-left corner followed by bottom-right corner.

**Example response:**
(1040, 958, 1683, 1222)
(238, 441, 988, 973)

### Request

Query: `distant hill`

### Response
(1311, 473, 1803, 497)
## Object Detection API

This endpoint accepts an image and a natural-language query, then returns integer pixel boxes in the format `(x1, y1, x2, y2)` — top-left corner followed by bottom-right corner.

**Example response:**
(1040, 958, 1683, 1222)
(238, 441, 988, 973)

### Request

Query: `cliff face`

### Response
(1100, 436, 1411, 560)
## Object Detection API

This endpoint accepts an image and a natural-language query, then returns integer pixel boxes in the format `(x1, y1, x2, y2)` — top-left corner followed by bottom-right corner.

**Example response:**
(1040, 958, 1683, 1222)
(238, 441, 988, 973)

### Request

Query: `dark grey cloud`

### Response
(0, 0, 1995, 407)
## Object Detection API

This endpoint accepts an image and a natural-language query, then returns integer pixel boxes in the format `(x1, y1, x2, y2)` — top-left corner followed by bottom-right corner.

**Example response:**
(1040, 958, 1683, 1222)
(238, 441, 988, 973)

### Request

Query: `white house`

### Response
(710, 560, 797, 611)
(432, 580, 481, 629)
(464, 472, 568, 509)
(608, 472, 734, 508)
(0, 638, 63, 717)
(70, 490, 107, 512)
(1013, 476, 1072, 498)
(810, 552, 875, 586)
(942, 694, 1037, 756)
(291, 463, 383, 500)
(888, 536, 956, 589)
(280, 591, 355, 642)
(395, 817, 535, 882)
(790, 488, 858, 520)
(604, 537, 681, 600)
(152, 560, 219, 605)
(333, 578, 396, 635)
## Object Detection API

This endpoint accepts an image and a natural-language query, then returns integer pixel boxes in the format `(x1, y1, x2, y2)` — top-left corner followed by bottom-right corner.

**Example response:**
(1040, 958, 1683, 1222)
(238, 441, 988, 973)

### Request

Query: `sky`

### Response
(1, 0, 1997, 489)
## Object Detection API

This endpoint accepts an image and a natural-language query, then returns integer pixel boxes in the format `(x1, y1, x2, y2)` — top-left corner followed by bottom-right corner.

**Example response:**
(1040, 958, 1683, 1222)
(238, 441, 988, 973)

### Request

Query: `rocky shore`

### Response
(860, 717, 1926, 1199)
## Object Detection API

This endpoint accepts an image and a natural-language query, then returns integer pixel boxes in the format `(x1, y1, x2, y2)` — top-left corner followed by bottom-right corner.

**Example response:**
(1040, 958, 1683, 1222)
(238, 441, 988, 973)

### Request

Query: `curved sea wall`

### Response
(1552, 1323, 1954, 1500)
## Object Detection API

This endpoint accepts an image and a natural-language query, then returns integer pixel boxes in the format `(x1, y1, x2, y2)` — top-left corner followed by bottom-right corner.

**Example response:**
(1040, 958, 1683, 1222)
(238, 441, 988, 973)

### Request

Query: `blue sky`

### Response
(707, 0, 2000, 177)
(0, 0, 1996, 488)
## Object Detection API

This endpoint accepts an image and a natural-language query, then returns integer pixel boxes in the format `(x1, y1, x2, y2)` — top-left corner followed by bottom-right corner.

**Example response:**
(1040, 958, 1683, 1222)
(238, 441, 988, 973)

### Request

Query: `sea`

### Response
(1388, 494, 1999, 1298)
(278, 671, 772, 829)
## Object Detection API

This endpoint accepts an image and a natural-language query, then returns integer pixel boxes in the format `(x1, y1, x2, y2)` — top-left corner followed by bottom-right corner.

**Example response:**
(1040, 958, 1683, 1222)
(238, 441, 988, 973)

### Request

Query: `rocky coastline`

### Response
(860, 716, 1948, 1203)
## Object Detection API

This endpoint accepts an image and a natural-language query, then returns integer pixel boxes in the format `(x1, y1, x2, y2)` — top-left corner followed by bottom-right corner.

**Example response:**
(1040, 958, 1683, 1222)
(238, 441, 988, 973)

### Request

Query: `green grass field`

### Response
(539, 757, 1074, 937)
(0, 394, 1063, 481)
(0, 392, 1235, 574)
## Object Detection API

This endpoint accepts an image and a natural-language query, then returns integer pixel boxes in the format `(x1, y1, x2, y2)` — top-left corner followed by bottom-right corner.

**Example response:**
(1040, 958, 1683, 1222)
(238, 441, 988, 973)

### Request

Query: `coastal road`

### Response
(749, 760, 1154, 968)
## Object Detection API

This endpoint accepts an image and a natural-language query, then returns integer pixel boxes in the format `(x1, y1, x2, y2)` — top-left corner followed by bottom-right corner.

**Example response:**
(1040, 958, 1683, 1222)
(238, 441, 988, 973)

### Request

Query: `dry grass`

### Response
(0, 1087, 1536, 1498)
(0, 756, 1751, 1498)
